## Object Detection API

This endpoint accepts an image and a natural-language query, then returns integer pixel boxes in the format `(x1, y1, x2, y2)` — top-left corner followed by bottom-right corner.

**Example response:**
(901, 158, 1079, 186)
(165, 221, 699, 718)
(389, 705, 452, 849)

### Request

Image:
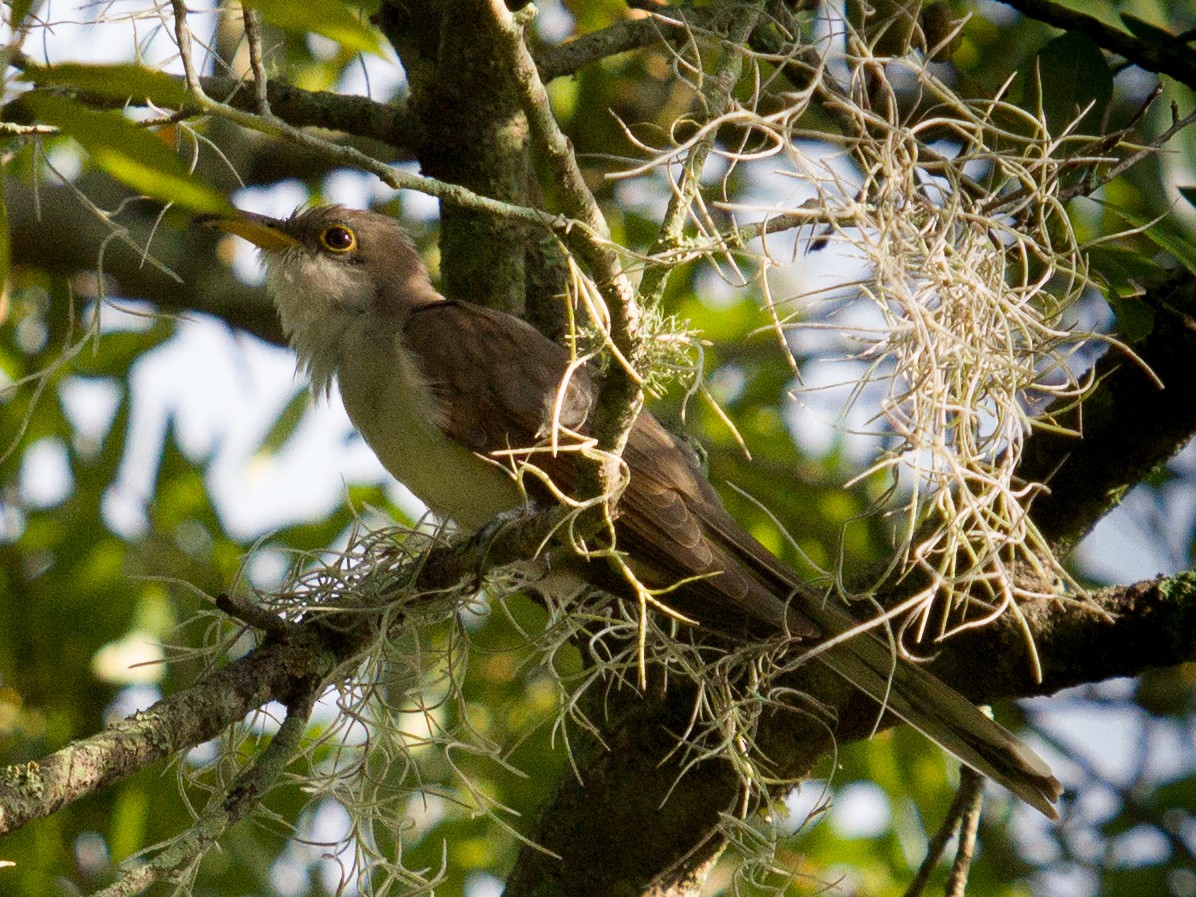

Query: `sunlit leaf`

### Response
(24, 93, 232, 214)
(1104, 202, 1196, 277)
(1104, 292, 1156, 342)
(1027, 30, 1112, 136)
(255, 387, 310, 457)
(18, 63, 190, 108)
(244, 0, 386, 57)
(1087, 246, 1157, 340)
(1121, 14, 1187, 46)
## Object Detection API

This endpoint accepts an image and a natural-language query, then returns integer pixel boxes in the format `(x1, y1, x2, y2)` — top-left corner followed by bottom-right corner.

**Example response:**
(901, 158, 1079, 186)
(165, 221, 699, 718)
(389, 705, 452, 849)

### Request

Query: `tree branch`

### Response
(1018, 271, 1196, 554)
(535, 16, 678, 82)
(92, 688, 317, 897)
(996, 0, 1196, 92)
(484, 0, 647, 520)
(504, 570, 1196, 897)
(0, 617, 335, 835)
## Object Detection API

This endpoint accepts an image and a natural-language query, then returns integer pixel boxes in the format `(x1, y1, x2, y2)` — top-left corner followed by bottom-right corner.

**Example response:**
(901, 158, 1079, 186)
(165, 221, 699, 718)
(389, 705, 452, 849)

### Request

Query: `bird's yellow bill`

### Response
(203, 214, 300, 252)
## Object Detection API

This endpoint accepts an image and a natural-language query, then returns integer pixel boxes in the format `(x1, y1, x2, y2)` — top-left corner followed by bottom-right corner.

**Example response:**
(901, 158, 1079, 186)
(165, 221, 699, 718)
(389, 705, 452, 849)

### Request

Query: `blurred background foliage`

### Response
(1, 0, 1196, 895)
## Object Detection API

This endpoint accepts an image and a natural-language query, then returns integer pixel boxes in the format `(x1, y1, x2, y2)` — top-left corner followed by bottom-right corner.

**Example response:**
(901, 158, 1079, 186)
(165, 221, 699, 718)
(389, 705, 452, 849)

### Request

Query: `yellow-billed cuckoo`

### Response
(207, 205, 1062, 817)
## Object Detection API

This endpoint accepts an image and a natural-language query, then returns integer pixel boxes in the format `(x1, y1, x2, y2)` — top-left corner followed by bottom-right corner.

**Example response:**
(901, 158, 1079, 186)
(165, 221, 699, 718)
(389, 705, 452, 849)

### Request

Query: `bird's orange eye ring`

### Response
(320, 225, 357, 253)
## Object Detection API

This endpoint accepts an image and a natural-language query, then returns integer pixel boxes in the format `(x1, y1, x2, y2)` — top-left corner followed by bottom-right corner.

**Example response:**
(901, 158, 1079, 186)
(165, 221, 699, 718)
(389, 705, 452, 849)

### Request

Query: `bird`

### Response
(205, 204, 1063, 817)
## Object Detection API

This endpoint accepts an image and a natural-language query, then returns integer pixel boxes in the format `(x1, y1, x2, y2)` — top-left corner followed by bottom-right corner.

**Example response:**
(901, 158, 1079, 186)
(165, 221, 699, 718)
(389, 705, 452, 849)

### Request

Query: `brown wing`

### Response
(615, 413, 819, 636)
(403, 300, 594, 451)
(404, 299, 814, 636)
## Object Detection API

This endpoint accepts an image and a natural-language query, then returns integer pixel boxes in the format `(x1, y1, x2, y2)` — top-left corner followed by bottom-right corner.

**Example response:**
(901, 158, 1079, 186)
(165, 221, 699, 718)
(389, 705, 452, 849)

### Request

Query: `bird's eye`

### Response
(320, 225, 357, 253)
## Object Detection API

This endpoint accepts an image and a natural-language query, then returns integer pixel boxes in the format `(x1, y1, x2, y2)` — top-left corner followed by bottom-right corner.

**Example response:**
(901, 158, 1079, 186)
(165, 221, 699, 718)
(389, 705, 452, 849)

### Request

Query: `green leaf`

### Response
(244, 0, 386, 57)
(1179, 185, 1196, 209)
(1102, 201, 1196, 277)
(1027, 30, 1113, 136)
(23, 93, 233, 214)
(1087, 245, 1157, 340)
(1121, 14, 1187, 46)
(1087, 245, 1159, 297)
(18, 63, 190, 108)
(1104, 292, 1156, 342)
(0, 161, 9, 316)
(255, 387, 310, 457)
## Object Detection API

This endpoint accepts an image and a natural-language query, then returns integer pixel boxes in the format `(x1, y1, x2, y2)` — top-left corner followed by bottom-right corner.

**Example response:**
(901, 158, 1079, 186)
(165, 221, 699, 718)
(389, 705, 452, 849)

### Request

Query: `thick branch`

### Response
(6, 178, 283, 345)
(0, 619, 336, 835)
(375, 0, 534, 315)
(535, 16, 676, 81)
(504, 570, 1196, 897)
(7, 54, 417, 153)
(204, 76, 417, 152)
(1018, 271, 1196, 553)
(930, 573, 1196, 701)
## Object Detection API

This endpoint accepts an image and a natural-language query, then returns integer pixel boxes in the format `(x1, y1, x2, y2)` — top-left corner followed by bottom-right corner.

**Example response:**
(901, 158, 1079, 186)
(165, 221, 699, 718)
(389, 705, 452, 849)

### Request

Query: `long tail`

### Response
(814, 617, 1062, 818)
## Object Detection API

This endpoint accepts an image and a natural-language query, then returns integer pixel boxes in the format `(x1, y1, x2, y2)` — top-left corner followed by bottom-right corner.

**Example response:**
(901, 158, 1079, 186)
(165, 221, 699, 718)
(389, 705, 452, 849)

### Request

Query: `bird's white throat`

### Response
(265, 250, 373, 396)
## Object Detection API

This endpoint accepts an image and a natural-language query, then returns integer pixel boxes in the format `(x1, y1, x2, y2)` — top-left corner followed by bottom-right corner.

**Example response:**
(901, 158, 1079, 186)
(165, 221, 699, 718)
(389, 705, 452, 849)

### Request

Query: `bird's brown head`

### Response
(204, 205, 440, 389)
(205, 204, 438, 321)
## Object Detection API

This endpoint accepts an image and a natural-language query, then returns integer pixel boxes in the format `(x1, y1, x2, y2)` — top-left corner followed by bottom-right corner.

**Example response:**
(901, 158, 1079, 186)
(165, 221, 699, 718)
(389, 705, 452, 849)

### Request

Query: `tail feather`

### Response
(819, 630, 1062, 818)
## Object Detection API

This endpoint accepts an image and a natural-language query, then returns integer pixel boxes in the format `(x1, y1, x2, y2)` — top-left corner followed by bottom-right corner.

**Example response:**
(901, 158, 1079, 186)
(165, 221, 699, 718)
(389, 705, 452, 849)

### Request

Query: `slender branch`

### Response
(9, 48, 417, 149)
(241, 7, 271, 116)
(902, 768, 984, 897)
(0, 122, 55, 137)
(169, 0, 204, 96)
(945, 767, 985, 897)
(486, 3, 640, 335)
(638, 7, 761, 307)
(92, 690, 316, 897)
(483, 0, 645, 478)
(200, 77, 416, 149)
(186, 77, 560, 231)
(536, 16, 680, 82)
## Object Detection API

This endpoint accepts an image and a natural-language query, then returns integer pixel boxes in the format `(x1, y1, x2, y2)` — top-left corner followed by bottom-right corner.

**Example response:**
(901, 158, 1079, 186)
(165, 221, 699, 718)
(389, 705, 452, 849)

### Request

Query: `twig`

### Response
(242, 6, 271, 116)
(1059, 103, 1196, 203)
(169, 0, 205, 97)
(902, 766, 986, 897)
(0, 122, 56, 137)
(536, 16, 676, 82)
(638, 8, 761, 307)
(215, 592, 290, 637)
(945, 767, 986, 897)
